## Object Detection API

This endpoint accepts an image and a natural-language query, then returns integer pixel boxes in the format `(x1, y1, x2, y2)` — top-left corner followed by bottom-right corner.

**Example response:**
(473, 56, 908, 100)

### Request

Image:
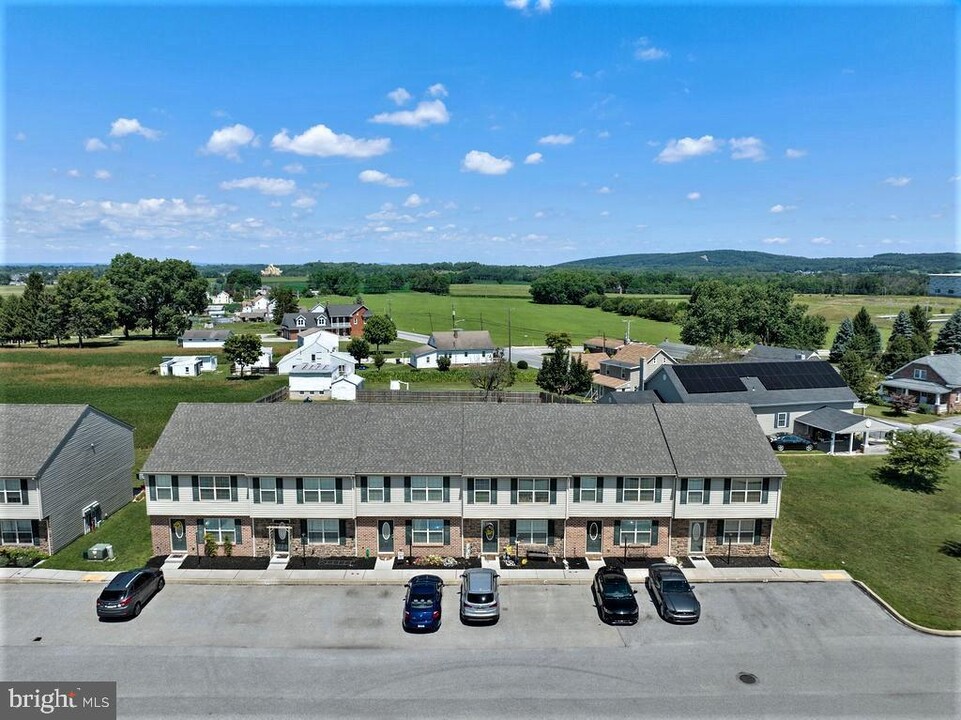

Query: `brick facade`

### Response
(356, 517, 462, 558)
(669, 518, 772, 557)
(149, 516, 254, 557)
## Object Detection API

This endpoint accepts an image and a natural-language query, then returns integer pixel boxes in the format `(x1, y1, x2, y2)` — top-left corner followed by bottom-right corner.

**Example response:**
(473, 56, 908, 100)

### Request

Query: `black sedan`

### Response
(646, 563, 700, 624)
(592, 565, 639, 625)
(96, 568, 164, 620)
(769, 433, 816, 452)
(403, 574, 444, 632)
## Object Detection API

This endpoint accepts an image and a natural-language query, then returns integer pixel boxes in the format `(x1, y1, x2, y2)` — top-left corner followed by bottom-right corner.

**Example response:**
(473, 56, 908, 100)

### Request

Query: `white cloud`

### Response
(810, 236, 832, 245)
(769, 204, 797, 213)
(538, 133, 574, 145)
(785, 148, 807, 159)
(387, 87, 412, 105)
(950, 175, 960, 183)
(524, 152, 544, 165)
(271, 124, 390, 158)
(686, 192, 701, 201)
(505, 0, 528, 9)
(883, 176, 911, 187)
(219, 176, 297, 196)
(762, 237, 789, 245)
(66, 169, 81, 178)
(291, 196, 317, 209)
(600, 210, 610, 217)
(534, 211, 546, 218)
(427, 83, 448, 98)
(635, 37, 669, 62)
(369, 100, 450, 128)
(85, 138, 108, 152)
(109, 117, 160, 140)
(283, 163, 306, 174)
(358, 169, 409, 187)
(15, 131, 27, 142)
(203, 124, 257, 159)
(535, 0, 552, 12)
(598, 130, 611, 139)
(461, 150, 514, 175)
(571, 70, 585, 79)
(403, 193, 426, 208)
(597, 186, 612, 195)
(729, 136, 767, 162)
(656, 135, 723, 163)
(94, 169, 112, 180)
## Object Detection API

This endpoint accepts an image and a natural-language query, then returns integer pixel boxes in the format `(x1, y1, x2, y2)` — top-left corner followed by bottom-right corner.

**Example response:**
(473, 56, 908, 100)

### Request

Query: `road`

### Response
(1, 582, 957, 719)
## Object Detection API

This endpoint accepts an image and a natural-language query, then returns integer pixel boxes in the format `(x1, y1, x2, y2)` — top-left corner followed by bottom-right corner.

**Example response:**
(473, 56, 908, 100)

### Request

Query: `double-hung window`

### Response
(259, 477, 277, 503)
(579, 476, 598, 503)
(686, 478, 704, 504)
(367, 476, 386, 503)
(304, 478, 336, 503)
(516, 519, 548, 545)
(0, 479, 23, 504)
(306, 519, 339, 544)
(411, 476, 443, 502)
(913, 368, 927, 380)
(518, 478, 549, 504)
(155, 475, 173, 501)
(1, 520, 33, 544)
(730, 479, 763, 503)
(775, 412, 789, 429)
(473, 478, 491, 504)
(203, 518, 236, 544)
(199, 475, 230, 501)
(723, 519, 755, 544)
(412, 518, 444, 544)
(619, 519, 652, 545)
(623, 477, 655, 502)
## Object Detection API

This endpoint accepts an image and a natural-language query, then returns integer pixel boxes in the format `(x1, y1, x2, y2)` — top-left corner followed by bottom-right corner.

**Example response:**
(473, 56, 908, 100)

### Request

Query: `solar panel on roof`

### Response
(675, 361, 847, 394)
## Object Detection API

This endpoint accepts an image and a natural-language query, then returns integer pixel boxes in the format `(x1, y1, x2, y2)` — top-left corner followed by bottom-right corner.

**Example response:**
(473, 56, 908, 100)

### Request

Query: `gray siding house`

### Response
(0, 405, 134, 553)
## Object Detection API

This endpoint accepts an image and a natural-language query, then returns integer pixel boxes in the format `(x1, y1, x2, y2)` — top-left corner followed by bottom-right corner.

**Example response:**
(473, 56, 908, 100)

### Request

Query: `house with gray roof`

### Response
(178, 329, 232, 348)
(0, 405, 134, 554)
(646, 360, 859, 436)
(141, 402, 784, 562)
(657, 340, 697, 361)
(281, 304, 371, 340)
(880, 353, 961, 414)
(409, 329, 498, 369)
(745, 344, 822, 362)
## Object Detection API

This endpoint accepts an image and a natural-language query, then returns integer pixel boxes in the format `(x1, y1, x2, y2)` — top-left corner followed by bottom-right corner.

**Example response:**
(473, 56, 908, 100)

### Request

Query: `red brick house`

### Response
(880, 354, 961, 414)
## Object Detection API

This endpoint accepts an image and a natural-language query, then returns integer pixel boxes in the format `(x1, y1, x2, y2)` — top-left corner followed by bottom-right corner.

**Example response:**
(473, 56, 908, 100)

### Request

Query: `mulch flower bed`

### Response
(286, 556, 376, 570)
(499, 557, 589, 570)
(392, 557, 482, 570)
(706, 555, 781, 568)
(145, 555, 168, 568)
(602, 556, 667, 569)
(179, 556, 270, 570)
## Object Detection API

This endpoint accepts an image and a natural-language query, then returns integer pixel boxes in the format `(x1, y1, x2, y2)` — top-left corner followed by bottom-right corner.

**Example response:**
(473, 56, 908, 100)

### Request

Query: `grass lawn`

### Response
(774, 455, 961, 630)
(41, 501, 153, 571)
(358, 365, 542, 392)
(863, 403, 940, 426)
(0, 285, 25, 297)
(799, 294, 961, 346)
(450, 283, 533, 298)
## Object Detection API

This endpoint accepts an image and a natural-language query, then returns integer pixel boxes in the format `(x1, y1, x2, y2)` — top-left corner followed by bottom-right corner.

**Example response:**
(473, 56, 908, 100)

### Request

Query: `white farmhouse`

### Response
(178, 329, 232, 349)
(159, 355, 219, 377)
(276, 329, 341, 374)
(288, 353, 357, 400)
(233, 346, 274, 374)
(408, 330, 498, 369)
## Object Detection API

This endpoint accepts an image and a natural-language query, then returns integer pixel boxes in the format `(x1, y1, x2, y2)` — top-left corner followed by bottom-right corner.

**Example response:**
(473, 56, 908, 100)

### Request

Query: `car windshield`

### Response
(467, 593, 493, 604)
(662, 579, 690, 593)
(602, 579, 632, 599)
(100, 590, 125, 601)
(409, 593, 434, 608)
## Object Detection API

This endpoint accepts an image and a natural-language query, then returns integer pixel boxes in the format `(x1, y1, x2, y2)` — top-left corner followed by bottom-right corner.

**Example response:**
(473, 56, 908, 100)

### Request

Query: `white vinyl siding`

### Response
(567, 476, 672, 518)
(674, 477, 782, 520)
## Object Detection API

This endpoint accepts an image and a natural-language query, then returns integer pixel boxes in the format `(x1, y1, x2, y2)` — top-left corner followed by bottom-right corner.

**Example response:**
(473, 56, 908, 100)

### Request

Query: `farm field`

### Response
(0, 285, 25, 297)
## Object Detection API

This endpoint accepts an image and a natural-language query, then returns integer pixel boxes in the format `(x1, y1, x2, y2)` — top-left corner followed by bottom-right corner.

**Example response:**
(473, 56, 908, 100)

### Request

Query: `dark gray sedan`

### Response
(646, 563, 700, 624)
(96, 568, 164, 620)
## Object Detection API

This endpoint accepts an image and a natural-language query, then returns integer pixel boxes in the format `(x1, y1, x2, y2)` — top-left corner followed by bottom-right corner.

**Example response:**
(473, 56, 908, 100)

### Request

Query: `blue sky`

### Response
(3, 1, 957, 265)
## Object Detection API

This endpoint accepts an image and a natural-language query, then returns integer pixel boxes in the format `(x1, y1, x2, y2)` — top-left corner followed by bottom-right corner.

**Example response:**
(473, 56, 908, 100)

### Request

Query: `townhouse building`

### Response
(143, 403, 785, 561)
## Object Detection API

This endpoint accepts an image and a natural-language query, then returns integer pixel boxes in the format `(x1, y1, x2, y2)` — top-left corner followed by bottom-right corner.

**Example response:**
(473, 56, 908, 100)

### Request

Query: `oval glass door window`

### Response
(589, 522, 599, 541)
(381, 522, 391, 540)
(173, 521, 184, 539)
(277, 527, 287, 541)
(484, 523, 495, 541)
(692, 523, 702, 540)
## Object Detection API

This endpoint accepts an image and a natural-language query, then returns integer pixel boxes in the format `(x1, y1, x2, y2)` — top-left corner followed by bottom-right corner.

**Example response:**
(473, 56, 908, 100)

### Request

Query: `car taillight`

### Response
(490, 602, 498, 608)
(432, 611, 440, 619)
(404, 611, 410, 619)
(119, 597, 131, 607)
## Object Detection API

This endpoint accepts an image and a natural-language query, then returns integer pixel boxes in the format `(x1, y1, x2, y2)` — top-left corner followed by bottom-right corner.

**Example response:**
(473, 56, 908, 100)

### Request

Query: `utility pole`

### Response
(428, 311, 434, 333)
(623, 319, 632, 344)
(480, 312, 484, 330)
(507, 308, 512, 364)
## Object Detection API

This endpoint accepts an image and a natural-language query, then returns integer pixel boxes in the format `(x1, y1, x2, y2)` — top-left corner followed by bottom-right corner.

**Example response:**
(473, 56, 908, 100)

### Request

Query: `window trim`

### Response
(259, 477, 277, 504)
(0, 479, 24, 504)
(412, 518, 445, 545)
(913, 368, 927, 380)
(622, 477, 655, 503)
(686, 478, 704, 504)
(730, 478, 763, 503)
(0, 519, 33, 545)
(515, 519, 549, 545)
(306, 518, 340, 545)
(303, 477, 336, 504)
(619, 519, 653, 545)
(411, 476, 443, 503)
(774, 412, 789, 429)
(199, 475, 231, 501)
(367, 476, 386, 503)
(473, 478, 491, 504)
(203, 517, 236, 544)
(723, 519, 755, 545)
(579, 476, 598, 503)
(518, 478, 549, 504)
(155, 475, 173, 501)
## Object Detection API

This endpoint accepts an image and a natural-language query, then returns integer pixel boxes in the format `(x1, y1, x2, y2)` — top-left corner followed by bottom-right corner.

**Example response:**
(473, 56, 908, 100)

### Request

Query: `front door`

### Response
(586, 520, 603, 554)
(378, 520, 394, 553)
(689, 521, 705, 554)
(273, 522, 290, 554)
(482, 520, 498, 554)
(170, 519, 188, 553)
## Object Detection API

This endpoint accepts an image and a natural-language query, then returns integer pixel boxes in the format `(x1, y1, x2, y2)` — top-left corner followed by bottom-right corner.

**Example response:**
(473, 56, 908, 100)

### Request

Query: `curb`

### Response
(851, 580, 961, 638)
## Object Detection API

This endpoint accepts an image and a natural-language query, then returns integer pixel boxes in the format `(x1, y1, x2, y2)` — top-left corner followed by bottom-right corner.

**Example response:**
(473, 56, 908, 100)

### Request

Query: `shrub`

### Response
(15, 554, 34, 568)
(437, 355, 451, 371)
(581, 292, 605, 309)
(1, 548, 47, 568)
(516, 360, 529, 370)
(204, 533, 218, 557)
(222, 536, 233, 557)
(0, 555, 9, 567)
(372, 351, 386, 370)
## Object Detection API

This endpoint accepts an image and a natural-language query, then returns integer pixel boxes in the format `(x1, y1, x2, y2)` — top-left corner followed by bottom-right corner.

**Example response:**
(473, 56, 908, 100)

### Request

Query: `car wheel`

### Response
(132, 602, 142, 618)
(157, 578, 165, 591)
(776, 444, 785, 451)
(805, 444, 814, 451)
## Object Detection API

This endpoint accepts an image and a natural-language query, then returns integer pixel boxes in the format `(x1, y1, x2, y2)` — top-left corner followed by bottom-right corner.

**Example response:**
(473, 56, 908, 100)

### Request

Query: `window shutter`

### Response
(679, 478, 688, 505)
(651, 520, 659, 546)
(508, 520, 516, 545)
(276, 478, 284, 504)
(616, 477, 624, 503)
(148, 475, 157, 502)
(510, 478, 518, 505)
(443, 476, 450, 503)
(197, 519, 205, 547)
(359, 476, 368, 503)
(252, 477, 261, 504)
(339, 520, 347, 545)
(703, 478, 711, 504)
(761, 478, 770, 504)
(547, 520, 555, 546)
(613, 520, 621, 546)
(191, 475, 199, 501)
(572, 476, 581, 503)
(716, 520, 725, 545)
(405, 521, 412, 546)
(171, 475, 180, 502)
(466, 478, 475, 505)
(550, 478, 557, 505)
(234, 519, 243, 545)
(20, 479, 29, 505)
(655, 477, 663, 503)
(296, 477, 304, 504)
(384, 477, 391, 503)
(404, 476, 412, 503)
(723, 478, 731, 505)
(754, 519, 763, 545)
(596, 477, 604, 504)
(230, 476, 238, 502)
(443, 521, 450, 546)
(335, 478, 343, 505)
(490, 479, 498, 504)
(31, 520, 40, 546)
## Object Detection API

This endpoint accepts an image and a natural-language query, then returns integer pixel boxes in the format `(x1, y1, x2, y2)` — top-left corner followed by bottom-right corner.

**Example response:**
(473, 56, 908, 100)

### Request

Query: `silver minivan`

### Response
(459, 568, 500, 623)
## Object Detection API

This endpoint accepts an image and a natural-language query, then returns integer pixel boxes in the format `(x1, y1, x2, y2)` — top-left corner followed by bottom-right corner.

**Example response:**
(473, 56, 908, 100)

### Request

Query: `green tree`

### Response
(223, 333, 262, 376)
(879, 334, 916, 374)
(345, 337, 370, 364)
(104, 253, 145, 338)
(891, 310, 913, 340)
(139, 258, 208, 338)
(851, 307, 882, 363)
(683, 344, 742, 363)
(680, 280, 745, 346)
(363, 314, 397, 351)
(270, 286, 299, 324)
(372, 351, 386, 370)
(0, 296, 10, 346)
(436, 354, 451, 371)
(933, 309, 961, 354)
(829, 317, 855, 362)
(529, 270, 605, 305)
(53, 271, 118, 348)
(909, 304, 932, 351)
(19, 272, 52, 347)
(838, 349, 876, 401)
(545, 331, 572, 350)
(536, 346, 591, 395)
(469, 358, 516, 397)
(224, 268, 261, 296)
(877, 429, 954, 492)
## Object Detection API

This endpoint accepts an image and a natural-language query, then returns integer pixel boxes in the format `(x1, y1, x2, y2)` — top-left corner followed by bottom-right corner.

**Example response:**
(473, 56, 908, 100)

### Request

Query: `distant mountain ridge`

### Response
(555, 251, 961, 274)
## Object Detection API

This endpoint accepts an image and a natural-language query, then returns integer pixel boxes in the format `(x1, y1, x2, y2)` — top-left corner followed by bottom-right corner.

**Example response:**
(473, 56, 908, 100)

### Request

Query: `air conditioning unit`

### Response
(84, 543, 114, 561)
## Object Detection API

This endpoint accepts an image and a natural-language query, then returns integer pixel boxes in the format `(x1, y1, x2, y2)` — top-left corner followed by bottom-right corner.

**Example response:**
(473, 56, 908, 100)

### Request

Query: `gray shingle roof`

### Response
(181, 330, 232, 341)
(280, 312, 323, 329)
(894, 353, 961, 387)
(746, 345, 819, 361)
(142, 402, 784, 479)
(794, 407, 893, 434)
(430, 331, 495, 351)
(0, 405, 132, 477)
(657, 341, 697, 361)
(325, 303, 369, 318)
(598, 391, 661, 404)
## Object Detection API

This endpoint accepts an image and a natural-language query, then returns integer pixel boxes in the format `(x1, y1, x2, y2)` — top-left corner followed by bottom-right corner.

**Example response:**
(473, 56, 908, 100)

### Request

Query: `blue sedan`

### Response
(403, 574, 444, 632)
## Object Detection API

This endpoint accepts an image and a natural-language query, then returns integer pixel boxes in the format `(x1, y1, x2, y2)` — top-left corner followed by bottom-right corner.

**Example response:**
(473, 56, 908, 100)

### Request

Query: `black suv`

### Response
(592, 565, 639, 625)
(96, 568, 164, 620)
(646, 563, 700, 624)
